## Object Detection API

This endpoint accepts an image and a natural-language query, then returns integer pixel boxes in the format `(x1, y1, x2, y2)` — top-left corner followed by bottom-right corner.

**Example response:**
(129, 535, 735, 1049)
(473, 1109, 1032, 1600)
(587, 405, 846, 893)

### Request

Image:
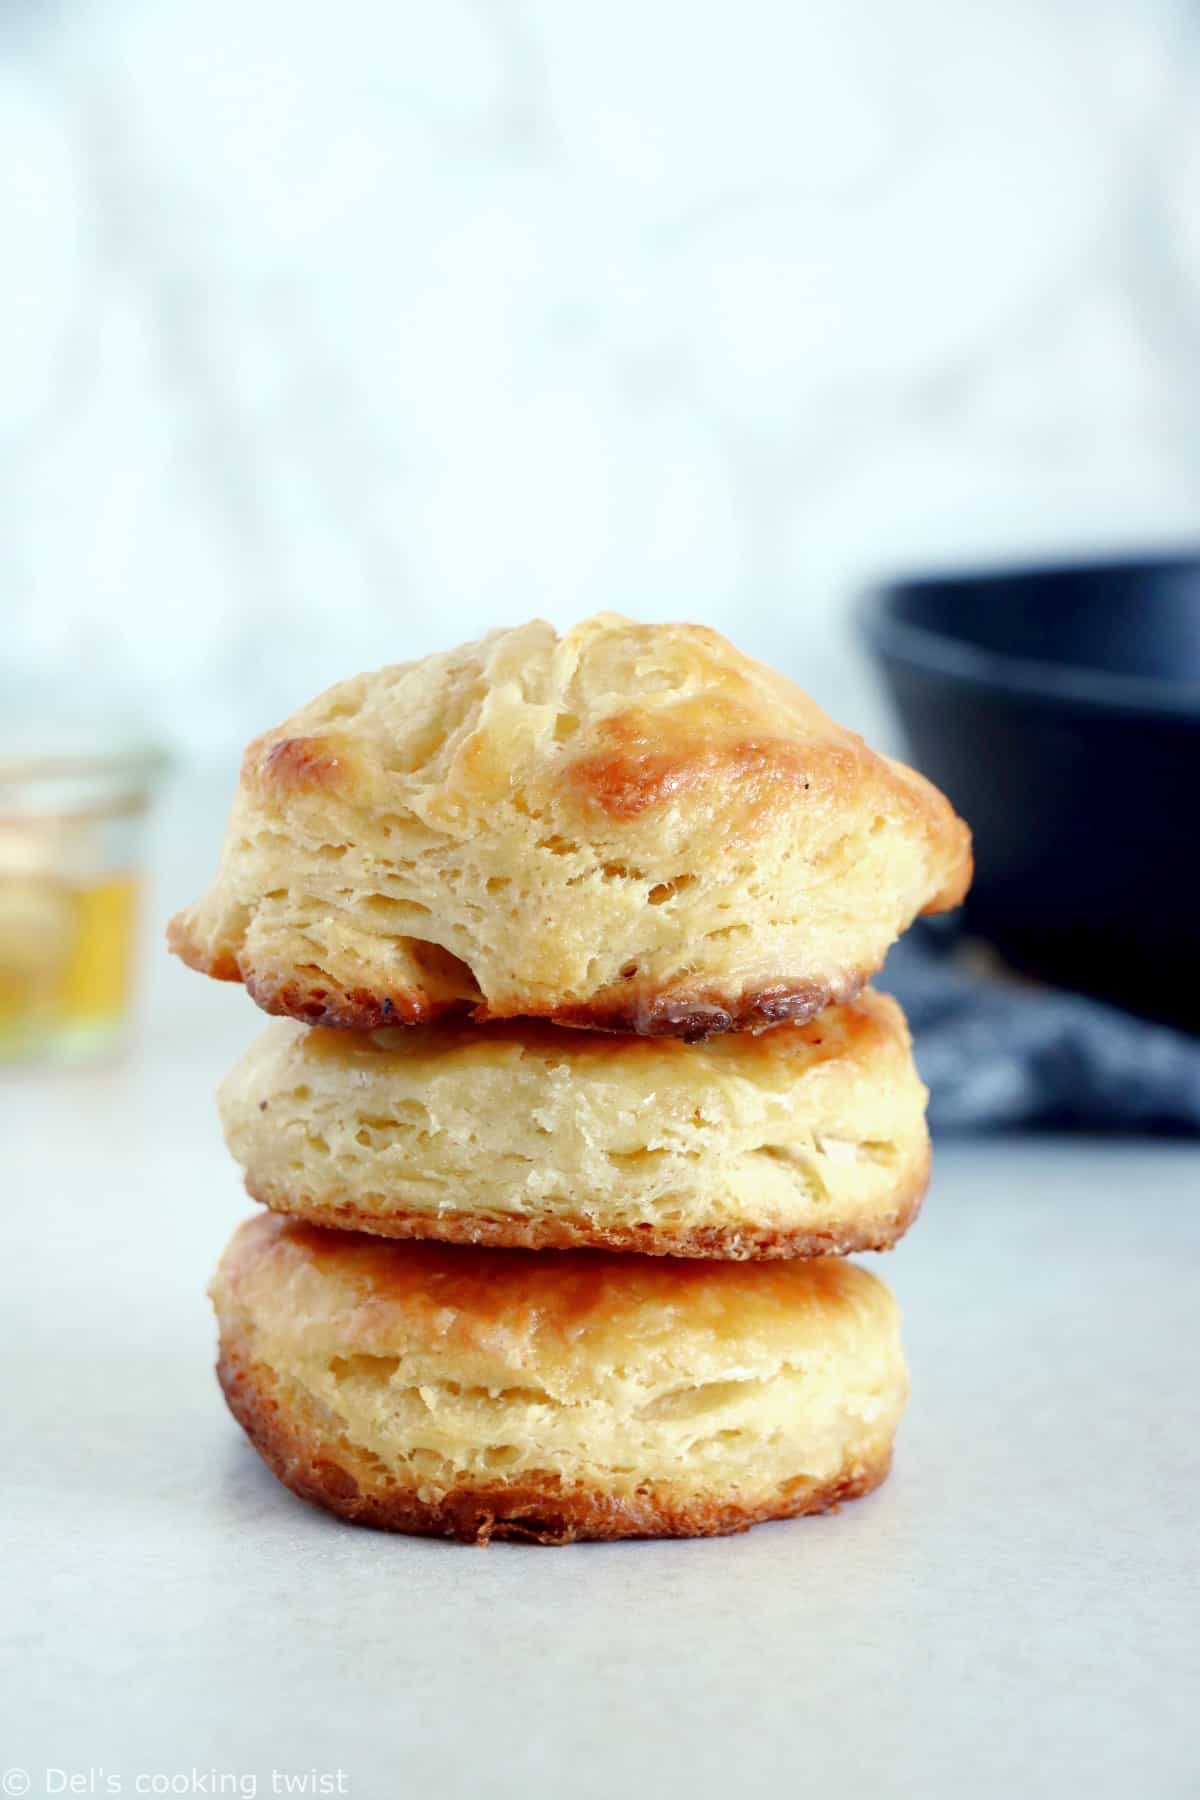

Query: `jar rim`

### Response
(0, 743, 172, 785)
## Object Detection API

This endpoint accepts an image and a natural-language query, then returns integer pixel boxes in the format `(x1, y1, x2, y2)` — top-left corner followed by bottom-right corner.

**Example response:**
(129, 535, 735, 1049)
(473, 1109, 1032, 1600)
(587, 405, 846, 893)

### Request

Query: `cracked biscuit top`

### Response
(168, 613, 971, 1038)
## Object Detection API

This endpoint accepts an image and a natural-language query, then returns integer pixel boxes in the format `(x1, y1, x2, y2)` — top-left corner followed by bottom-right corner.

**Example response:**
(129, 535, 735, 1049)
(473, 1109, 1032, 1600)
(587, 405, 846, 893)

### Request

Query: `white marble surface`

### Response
(4, 0, 1200, 754)
(3, 909, 1198, 1795)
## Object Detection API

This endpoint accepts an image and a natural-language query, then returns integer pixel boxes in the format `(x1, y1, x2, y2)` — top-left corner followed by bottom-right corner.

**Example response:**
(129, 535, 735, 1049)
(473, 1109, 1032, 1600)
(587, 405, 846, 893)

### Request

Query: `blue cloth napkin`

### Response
(881, 930, 1200, 1134)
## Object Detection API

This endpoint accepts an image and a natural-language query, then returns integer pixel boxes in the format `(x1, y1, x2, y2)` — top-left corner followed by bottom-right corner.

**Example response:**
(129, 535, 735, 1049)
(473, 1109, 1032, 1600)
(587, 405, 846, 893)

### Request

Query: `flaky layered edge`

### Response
(217, 1328, 895, 1544)
(241, 1133, 930, 1260)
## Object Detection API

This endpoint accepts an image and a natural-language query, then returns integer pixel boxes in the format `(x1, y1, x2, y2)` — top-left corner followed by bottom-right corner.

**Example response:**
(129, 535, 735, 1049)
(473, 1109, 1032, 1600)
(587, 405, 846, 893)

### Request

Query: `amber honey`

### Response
(0, 868, 141, 1059)
(0, 731, 165, 1062)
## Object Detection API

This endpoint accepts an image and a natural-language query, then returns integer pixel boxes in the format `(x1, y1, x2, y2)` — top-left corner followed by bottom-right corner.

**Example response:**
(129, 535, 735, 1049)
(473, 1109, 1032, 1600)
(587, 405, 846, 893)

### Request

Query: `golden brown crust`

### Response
(258, 734, 357, 794)
(165, 913, 241, 983)
(565, 704, 815, 822)
(171, 905, 872, 1036)
(243, 1135, 929, 1259)
(217, 1334, 892, 1543)
(244, 965, 455, 1030)
(220, 1210, 892, 1341)
(542, 968, 871, 1039)
(234, 963, 871, 1038)
(168, 615, 971, 1039)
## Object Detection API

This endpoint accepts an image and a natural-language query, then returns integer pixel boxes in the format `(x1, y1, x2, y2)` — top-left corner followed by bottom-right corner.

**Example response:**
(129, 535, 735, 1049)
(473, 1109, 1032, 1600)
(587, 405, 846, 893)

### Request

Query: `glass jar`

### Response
(0, 740, 169, 1063)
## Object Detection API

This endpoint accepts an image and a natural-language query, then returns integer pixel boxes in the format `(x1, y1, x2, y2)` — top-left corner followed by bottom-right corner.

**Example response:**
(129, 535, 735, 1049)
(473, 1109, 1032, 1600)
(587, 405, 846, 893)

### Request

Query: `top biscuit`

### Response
(168, 614, 970, 1038)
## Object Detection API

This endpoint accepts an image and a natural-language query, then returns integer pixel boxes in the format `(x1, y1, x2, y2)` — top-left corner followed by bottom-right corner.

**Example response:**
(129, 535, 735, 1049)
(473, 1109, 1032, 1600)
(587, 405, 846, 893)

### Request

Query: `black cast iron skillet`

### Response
(861, 556, 1200, 1032)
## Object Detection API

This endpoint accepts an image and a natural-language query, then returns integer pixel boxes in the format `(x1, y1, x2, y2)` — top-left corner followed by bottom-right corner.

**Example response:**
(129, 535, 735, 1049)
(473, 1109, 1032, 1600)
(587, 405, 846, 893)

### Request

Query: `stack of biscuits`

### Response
(171, 615, 970, 1543)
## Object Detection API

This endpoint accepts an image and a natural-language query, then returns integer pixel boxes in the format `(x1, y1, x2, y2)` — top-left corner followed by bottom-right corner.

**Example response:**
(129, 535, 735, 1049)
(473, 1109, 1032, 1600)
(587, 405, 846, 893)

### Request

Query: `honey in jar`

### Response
(0, 741, 166, 1063)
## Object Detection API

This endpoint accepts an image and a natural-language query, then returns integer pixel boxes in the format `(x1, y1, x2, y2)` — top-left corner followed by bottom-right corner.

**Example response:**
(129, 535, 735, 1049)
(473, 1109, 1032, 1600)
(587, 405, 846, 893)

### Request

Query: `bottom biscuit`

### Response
(212, 1215, 908, 1544)
(218, 1337, 894, 1543)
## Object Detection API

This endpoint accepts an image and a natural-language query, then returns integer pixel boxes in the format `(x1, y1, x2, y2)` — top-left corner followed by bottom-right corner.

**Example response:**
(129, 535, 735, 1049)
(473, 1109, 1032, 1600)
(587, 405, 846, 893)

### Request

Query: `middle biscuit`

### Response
(220, 988, 929, 1259)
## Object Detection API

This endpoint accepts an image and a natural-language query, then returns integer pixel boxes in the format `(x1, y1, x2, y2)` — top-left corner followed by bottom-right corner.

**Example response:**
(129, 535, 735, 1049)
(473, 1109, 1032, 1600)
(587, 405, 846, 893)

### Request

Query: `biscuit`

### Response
(219, 989, 929, 1258)
(211, 1214, 909, 1542)
(169, 615, 970, 1038)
